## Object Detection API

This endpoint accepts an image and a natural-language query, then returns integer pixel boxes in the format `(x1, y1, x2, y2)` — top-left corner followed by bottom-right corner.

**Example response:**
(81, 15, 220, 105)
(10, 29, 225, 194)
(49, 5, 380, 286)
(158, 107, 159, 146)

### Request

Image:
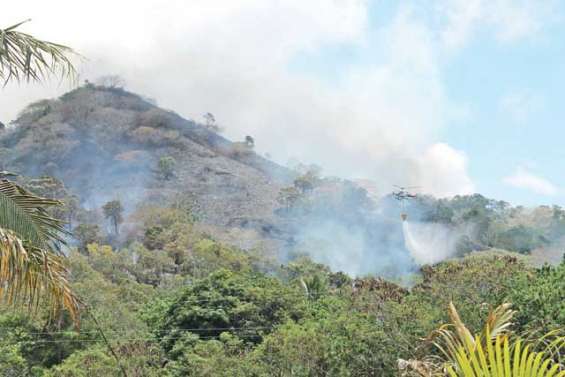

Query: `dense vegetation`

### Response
(408, 194, 565, 256)
(1, 22, 562, 377)
(0, 184, 562, 375)
(0, 89, 563, 375)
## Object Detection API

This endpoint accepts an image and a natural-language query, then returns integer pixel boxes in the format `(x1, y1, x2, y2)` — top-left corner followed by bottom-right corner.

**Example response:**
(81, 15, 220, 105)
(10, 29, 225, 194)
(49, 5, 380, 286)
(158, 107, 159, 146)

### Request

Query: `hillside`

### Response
(0, 84, 295, 249)
(1, 86, 564, 377)
(1, 84, 420, 275)
(2, 83, 565, 274)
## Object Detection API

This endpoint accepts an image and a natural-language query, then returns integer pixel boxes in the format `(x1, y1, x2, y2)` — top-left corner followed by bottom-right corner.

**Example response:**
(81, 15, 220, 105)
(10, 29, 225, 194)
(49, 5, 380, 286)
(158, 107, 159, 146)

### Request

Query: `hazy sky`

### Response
(2, 1, 564, 206)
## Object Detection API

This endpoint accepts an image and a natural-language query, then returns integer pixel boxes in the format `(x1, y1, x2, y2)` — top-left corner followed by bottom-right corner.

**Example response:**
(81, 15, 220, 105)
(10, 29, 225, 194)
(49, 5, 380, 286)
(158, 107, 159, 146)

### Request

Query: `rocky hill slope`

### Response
(0, 84, 294, 249)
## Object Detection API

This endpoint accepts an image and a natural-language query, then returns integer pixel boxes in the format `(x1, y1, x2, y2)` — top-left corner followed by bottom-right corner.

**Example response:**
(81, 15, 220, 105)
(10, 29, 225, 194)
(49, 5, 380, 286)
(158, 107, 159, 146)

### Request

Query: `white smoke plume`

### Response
(0, 1, 487, 197)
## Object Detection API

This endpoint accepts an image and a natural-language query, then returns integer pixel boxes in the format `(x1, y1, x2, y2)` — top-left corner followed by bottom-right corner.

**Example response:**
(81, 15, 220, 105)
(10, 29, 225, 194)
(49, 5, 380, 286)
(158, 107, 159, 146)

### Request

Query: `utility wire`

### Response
(84, 305, 129, 377)
(0, 326, 275, 336)
(19, 333, 265, 344)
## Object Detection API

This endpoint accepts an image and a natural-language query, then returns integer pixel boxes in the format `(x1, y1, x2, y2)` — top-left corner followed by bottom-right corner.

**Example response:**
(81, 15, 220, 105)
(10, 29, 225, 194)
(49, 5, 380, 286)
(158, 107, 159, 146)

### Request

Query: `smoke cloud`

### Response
(0, 1, 483, 197)
(2, 2, 561, 277)
(2, 0, 557, 199)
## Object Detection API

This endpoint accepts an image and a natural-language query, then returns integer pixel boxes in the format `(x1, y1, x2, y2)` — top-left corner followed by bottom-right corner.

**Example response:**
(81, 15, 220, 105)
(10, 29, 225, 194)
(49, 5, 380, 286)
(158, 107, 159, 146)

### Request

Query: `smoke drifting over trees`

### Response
(0, 82, 562, 377)
(1, 4, 564, 375)
(2, 84, 563, 277)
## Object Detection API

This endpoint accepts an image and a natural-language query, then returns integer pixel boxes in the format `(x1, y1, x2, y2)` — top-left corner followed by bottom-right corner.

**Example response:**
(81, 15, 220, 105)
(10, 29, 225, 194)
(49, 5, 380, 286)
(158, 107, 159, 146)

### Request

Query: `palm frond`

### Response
(0, 178, 78, 325)
(0, 227, 79, 325)
(0, 178, 69, 249)
(0, 19, 77, 85)
(424, 302, 564, 377)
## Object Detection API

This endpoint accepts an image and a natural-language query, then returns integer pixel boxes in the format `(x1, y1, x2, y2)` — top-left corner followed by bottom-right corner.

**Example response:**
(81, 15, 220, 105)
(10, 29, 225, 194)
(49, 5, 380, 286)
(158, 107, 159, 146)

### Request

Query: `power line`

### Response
(17, 333, 266, 344)
(1, 326, 275, 336)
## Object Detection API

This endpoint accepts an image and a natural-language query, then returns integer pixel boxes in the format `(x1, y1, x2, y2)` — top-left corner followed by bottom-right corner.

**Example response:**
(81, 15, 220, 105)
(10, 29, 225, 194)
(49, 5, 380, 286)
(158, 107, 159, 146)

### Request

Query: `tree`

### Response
(276, 186, 301, 211)
(73, 223, 102, 253)
(293, 170, 320, 194)
(508, 259, 565, 334)
(203, 112, 221, 132)
(95, 75, 125, 89)
(0, 176, 79, 323)
(147, 269, 305, 361)
(0, 20, 79, 323)
(102, 200, 124, 236)
(245, 135, 255, 148)
(157, 156, 176, 181)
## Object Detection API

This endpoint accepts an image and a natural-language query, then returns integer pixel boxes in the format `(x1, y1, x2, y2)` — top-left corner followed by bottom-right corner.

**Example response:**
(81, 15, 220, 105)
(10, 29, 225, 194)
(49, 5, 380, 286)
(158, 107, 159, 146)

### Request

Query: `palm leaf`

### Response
(0, 19, 77, 85)
(421, 303, 564, 376)
(0, 178, 78, 325)
(0, 21, 79, 325)
(0, 227, 79, 324)
(0, 179, 68, 248)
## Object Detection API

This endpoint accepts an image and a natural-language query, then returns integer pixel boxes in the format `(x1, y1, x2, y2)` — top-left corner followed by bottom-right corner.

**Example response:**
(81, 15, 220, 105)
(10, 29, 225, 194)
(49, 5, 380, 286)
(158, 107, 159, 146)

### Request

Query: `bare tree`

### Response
(203, 112, 222, 133)
(96, 74, 126, 89)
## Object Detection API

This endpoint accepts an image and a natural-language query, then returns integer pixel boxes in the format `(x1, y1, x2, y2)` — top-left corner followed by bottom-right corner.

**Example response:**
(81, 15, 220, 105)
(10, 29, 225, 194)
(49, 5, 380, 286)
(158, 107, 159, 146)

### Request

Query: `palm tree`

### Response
(0, 19, 76, 84)
(0, 21, 79, 323)
(0, 175, 79, 323)
(400, 303, 565, 377)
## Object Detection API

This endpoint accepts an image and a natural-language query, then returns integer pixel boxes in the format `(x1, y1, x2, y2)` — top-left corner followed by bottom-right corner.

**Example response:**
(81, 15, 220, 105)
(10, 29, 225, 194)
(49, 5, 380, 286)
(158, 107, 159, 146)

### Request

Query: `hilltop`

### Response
(0, 84, 295, 249)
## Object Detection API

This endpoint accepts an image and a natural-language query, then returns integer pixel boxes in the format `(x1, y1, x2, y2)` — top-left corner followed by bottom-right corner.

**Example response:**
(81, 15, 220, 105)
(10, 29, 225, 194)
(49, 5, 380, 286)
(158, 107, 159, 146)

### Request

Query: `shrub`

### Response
(158, 156, 176, 180)
(147, 269, 306, 360)
(508, 258, 565, 334)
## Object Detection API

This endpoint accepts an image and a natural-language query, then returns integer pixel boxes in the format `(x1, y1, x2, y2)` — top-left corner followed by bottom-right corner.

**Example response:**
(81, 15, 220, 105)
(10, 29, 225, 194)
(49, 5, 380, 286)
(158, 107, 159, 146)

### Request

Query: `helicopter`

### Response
(392, 185, 419, 221)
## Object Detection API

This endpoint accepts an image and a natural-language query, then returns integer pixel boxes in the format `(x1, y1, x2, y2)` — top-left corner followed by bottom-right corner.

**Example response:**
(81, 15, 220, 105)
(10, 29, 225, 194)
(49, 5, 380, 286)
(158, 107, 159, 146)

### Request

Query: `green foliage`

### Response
(413, 195, 565, 256)
(135, 204, 272, 278)
(158, 156, 176, 181)
(368, 253, 532, 367)
(0, 237, 561, 376)
(102, 199, 123, 235)
(163, 334, 262, 377)
(73, 223, 102, 252)
(44, 347, 122, 377)
(254, 299, 399, 376)
(0, 181, 561, 377)
(508, 258, 565, 334)
(0, 344, 28, 377)
(413, 254, 526, 321)
(0, 314, 35, 376)
(495, 225, 547, 254)
(148, 269, 306, 360)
